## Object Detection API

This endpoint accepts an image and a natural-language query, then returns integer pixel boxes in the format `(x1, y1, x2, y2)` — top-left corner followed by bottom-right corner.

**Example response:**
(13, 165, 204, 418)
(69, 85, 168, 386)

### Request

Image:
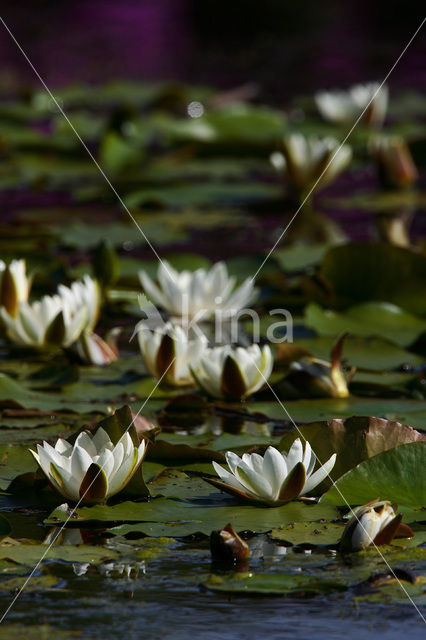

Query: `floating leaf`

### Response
(252, 396, 426, 428)
(270, 521, 344, 546)
(46, 496, 338, 537)
(0, 444, 37, 490)
(309, 244, 426, 315)
(305, 302, 426, 347)
(321, 442, 426, 508)
(0, 542, 118, 565)
(204, 572, 347, 595)
(0, 625, 91, 640)
(278, 416, 426, 485)
(296, 335, 424, 371)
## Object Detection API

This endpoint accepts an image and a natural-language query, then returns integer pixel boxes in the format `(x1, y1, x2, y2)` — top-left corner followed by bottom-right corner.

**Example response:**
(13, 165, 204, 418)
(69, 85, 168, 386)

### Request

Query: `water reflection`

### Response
(43, 526, 107, 546)
(187, 415, 273, 437)
(72, 559, 146, 579)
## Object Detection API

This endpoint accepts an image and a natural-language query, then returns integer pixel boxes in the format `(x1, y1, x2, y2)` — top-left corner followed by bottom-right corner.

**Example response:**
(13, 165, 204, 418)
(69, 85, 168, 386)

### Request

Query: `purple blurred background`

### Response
(0, 0, 424, 100)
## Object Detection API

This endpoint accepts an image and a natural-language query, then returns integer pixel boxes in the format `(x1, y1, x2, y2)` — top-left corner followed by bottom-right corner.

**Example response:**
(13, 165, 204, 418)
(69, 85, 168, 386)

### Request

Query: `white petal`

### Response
(235, 461, 274, 501)
(108, 447, 138, 496)
(55, 439, 73, 455)
(111, 441, 125, 475)
(74, 431, 97, 457)
(285, 438, 304, 472)
(95, 448, 115, 481)
(91, 427, 113, 453)
(212, 461, 247, 492)
(70, 445, 94, 483)
(225, 451, 243, 475)
(262, 447, 288, 499)
(300, 453, 336, 495)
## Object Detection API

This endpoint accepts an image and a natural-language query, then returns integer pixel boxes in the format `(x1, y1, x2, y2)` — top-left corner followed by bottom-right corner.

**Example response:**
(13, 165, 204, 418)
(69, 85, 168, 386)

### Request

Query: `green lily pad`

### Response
(0, 542, 119, 565)
(0, 574, 60, 592)
(0, 374, 110, 414)
(204, 572, 347, 595)
(321, 442, 426, 508)
(270, 521, 344, 546)
(311, 244, 426, 315)
(354, 575, 426, 606)
(326, 190, 426, 213)
(0, 626, 90, 640)
(252, 396, 426, 426)
(147, 469, 217, 500)
(278, 416, 425, 485)
(274, 243, 340, 273)
(46, 497, 338, 537)
(99, 131, 145, 174)
(295, 335, 424, 371)
(0, 444, 37, 490)
(305, 302, 426, 347)
(124, 182, 282, 209)
(158, 103, 286, 145)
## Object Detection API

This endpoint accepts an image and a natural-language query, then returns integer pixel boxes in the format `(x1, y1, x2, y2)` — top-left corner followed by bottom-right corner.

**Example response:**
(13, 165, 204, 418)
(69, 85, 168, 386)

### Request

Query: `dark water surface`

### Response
(0, 545, 424, 640)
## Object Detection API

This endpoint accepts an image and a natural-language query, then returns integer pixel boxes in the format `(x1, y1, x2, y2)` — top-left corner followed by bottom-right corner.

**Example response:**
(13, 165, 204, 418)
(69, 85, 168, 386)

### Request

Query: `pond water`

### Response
(0, 535, 424, 640)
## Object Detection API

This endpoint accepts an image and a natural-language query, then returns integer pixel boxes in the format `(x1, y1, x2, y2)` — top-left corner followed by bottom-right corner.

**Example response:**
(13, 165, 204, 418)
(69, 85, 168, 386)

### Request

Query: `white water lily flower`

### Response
(58, 275, 100, 333)
(59, 276, 118, 365)
(0, 293, 88, 349)
(208, 439, 336, 505)
(339, 499, 413, 552)
(315, 82, 388, 127)
(138, 321, 207, 386)
(139, 261, 255, 320)
(0, 259, 31, 316)
(30, 427, 146, 503)
(192, 344, 273, 399)
(280, 133, 352, 193)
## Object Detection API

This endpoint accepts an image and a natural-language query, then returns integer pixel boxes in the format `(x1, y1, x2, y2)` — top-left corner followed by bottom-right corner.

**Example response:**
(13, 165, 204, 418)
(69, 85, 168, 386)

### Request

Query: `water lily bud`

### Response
(206, 439, 336, 505)
(210, 523, 250, 566)
(371, 136, 418, 189)
(58, 275, 101, 333)
(280, 357, 350, 399)
(76, 331, 119, 366)
(339, 499, 414, 552)
(0, 259, 31, 316)
(93, 239, 119, 289)
(192, 344, 273, 400)
(139, 260, 255, 320)
(30, 427, 146, 504)
(376, 210, 412, 248)
(138, 322, 207, 387)
(278, 335, 352, 399)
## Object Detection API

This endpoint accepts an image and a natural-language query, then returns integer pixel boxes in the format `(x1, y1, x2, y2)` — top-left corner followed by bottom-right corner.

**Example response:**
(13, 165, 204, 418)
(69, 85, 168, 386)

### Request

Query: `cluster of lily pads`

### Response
(0, 78, 424, 607)
(0, 249, 417, 555)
